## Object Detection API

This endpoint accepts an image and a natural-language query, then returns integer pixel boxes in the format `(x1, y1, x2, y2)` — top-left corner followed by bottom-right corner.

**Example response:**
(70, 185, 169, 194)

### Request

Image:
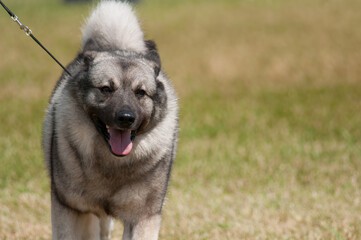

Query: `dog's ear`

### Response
(82, 39, 100, 52)
(78, 51, 97, 70)
(144, 40, 161, 77)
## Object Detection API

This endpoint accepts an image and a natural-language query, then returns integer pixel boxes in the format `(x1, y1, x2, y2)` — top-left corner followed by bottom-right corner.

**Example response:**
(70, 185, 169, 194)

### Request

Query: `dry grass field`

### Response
(0, 0, 360, 239)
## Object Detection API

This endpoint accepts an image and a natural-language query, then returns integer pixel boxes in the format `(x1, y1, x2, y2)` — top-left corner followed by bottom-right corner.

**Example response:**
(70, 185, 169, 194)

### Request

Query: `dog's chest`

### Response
(66, 163, 163, 220)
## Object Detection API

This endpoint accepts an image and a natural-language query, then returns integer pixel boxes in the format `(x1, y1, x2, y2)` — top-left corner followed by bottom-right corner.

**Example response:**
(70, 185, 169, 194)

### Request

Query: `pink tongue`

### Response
(108, 128, 133, 156)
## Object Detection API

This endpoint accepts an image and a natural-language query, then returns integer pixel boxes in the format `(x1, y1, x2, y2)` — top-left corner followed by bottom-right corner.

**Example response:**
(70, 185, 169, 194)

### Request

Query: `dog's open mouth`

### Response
(107, 127, 134, 156)
(94, 118, 136, 157)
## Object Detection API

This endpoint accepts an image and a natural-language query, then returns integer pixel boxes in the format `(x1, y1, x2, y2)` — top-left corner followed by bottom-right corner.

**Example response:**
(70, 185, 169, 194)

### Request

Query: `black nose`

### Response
(116, 110, 135, 128)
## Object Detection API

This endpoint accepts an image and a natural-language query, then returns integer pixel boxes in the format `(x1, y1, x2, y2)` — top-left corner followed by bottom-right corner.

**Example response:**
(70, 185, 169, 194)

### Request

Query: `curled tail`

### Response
(81, 1, 146, 53)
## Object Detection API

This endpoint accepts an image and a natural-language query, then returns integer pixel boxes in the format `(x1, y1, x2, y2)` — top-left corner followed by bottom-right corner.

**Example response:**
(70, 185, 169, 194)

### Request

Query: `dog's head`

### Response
(69, 41, 167, 157)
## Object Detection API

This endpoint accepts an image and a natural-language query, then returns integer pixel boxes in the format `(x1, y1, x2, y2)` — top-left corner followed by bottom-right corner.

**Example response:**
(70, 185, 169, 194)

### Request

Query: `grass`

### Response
(0, 0, 360, 239)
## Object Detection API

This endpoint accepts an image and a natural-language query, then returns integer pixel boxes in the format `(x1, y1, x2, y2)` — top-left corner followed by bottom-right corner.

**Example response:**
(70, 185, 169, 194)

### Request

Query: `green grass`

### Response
(0, 0, 361, 239)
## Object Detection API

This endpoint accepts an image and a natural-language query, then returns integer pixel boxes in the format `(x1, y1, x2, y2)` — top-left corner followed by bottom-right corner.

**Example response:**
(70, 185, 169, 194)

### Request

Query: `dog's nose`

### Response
(116, 110, 135, 128)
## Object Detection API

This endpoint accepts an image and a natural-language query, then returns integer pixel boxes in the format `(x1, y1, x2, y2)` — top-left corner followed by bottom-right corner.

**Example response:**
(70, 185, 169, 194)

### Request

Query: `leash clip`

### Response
(11, 15, 32, 36)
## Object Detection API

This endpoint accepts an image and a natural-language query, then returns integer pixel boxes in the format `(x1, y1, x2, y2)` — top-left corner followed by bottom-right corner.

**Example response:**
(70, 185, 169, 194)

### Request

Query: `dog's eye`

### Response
(99, 86, 113, 94)
(135, 89, 146, 98)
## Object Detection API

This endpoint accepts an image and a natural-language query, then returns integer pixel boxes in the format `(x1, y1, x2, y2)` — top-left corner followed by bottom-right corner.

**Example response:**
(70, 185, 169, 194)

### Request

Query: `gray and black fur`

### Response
(43, 1, 178, 239)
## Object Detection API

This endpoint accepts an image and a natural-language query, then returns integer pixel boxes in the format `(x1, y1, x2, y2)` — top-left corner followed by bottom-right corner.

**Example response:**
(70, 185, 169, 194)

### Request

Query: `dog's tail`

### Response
(81, 1, 146, 53)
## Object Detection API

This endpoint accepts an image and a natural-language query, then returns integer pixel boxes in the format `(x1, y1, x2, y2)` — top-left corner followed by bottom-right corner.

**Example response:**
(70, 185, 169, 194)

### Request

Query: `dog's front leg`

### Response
(122, 214, 162, 240)
(51, 192, 79, 240)
(100, 216, 114, 240)
(51, 192, 100, 240)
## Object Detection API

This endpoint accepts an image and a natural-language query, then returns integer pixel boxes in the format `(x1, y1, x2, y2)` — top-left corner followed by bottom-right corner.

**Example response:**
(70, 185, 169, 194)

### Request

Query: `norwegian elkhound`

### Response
(42, 1, 178, 239)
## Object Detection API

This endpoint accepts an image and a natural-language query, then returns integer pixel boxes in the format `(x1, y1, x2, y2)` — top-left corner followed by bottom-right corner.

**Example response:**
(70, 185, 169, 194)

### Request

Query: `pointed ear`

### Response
(82, 39, 100, 52)
(144, 40, 161, 77)
(78, 51, 97, 70)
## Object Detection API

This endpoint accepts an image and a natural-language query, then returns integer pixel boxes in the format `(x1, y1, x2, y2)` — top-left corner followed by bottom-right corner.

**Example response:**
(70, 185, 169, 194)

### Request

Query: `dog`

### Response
(42, 1, 178, 239)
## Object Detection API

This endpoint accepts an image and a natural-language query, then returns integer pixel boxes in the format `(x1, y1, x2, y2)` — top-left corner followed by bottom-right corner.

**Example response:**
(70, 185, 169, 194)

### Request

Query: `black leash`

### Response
(0, 1, 71, 76)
